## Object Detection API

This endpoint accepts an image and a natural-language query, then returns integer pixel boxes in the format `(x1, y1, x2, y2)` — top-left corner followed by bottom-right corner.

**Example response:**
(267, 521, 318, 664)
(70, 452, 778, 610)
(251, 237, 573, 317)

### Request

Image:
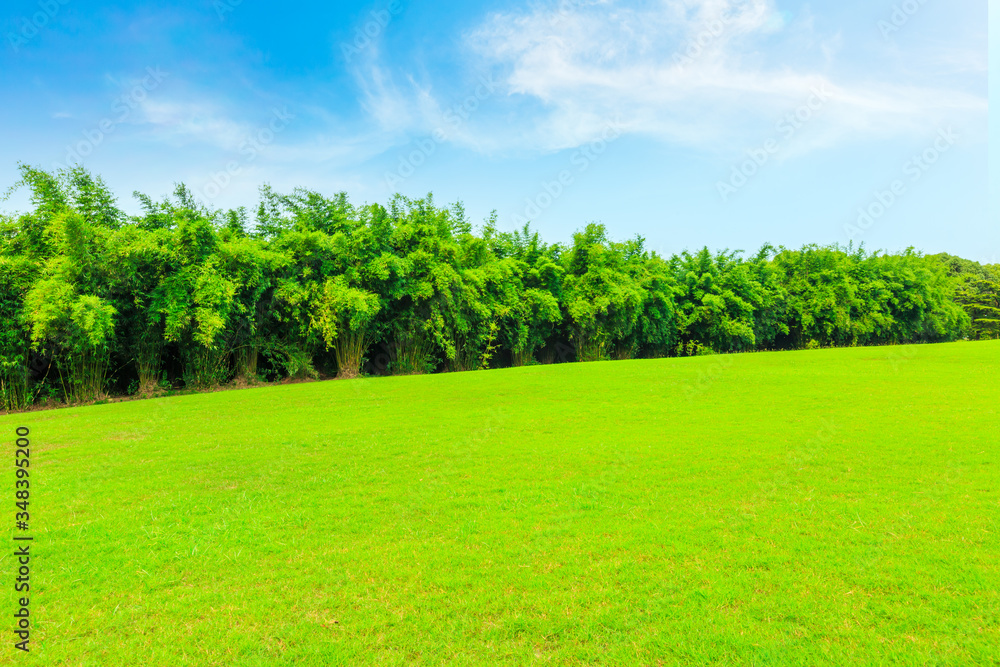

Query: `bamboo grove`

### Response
(1, 165, 997, 410)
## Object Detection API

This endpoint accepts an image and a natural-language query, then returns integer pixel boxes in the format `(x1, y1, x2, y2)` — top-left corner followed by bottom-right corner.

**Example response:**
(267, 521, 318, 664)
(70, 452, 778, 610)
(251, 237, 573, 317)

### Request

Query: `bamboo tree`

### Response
(0, 165, 991, 410)
(562, 224, 644, 362)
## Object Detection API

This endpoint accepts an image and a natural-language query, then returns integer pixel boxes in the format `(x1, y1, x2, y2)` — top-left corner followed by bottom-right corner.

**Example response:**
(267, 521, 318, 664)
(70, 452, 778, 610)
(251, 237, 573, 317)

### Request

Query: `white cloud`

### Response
(137, 99, 249, 149)
(453, 0, 986, 154)
(130, 96, 397, 169)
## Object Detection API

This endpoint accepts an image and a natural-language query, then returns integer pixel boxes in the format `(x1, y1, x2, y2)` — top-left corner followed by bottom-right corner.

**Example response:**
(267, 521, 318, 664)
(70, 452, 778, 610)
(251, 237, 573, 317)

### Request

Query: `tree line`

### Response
(0, 165, 996, 410)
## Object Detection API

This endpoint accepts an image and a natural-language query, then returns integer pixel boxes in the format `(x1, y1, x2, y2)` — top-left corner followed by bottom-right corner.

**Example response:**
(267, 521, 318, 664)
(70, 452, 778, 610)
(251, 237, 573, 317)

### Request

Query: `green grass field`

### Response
(2, 341, 998, 665)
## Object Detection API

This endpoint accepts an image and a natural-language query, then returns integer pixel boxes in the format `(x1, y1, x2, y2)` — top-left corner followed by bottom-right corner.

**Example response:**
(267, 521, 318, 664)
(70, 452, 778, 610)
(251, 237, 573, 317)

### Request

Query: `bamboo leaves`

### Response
(0, 164, 993, 409)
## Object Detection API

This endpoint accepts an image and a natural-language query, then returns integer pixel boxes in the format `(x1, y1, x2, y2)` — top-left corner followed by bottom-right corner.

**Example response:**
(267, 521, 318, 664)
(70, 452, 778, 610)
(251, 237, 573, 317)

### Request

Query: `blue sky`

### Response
(1, 0, 991, 261)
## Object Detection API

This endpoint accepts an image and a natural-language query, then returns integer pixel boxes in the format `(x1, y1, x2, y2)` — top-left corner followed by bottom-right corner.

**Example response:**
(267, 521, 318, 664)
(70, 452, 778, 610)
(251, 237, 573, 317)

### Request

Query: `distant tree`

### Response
(955, 273, 1000, 340)
(0, 165, 989, 409)
(561, 224, 644, 362)
(933, 254, 999, 340)
(0, 243, 34, 410)
(670, 248, 757, 355)
(381, 194, 465, 373)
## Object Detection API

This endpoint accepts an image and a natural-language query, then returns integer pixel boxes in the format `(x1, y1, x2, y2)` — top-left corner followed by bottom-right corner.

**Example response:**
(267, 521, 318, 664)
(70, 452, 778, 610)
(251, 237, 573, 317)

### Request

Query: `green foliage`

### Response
(0, 254, 34, 410)
(769, 245, 968, 349)
(671, 248, 758, 354)
(562, 224, 645, 361)
(932, 254, 999, 340)
(26, 276, 117, 402)
(0, 165, 986, 409)
(310, 276, 381, 378)
(957, 277, 1000, 339)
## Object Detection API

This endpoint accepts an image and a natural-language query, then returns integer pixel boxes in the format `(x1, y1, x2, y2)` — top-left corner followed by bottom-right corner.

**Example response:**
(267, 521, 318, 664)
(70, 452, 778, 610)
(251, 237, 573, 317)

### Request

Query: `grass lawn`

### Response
(1, 340, 998, 665)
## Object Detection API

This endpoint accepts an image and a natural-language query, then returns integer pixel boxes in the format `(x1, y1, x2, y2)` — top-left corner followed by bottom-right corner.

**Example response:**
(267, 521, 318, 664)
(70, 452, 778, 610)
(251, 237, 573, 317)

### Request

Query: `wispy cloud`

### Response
(130, 95, 392, 168)
(137, 99, 249, 149)
(448, 0, 986, 155)
(43, 0, 986, 191)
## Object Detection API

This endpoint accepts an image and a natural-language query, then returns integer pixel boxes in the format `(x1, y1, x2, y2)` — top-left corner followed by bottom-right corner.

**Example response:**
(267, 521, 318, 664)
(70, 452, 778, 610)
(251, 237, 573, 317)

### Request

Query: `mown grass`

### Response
(1, 341, 998, 665)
